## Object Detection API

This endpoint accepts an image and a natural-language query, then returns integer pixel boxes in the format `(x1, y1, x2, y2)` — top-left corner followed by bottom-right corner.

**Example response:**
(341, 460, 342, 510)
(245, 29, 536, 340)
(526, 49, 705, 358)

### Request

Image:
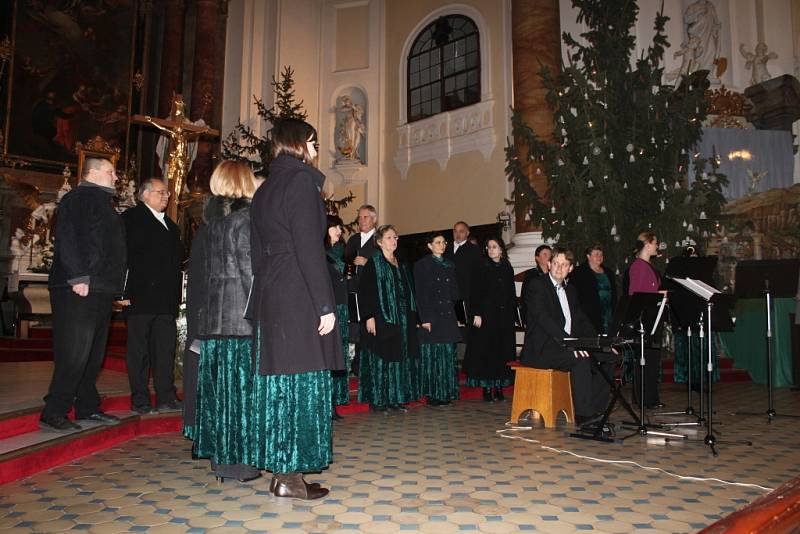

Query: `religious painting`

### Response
(1, 0, 137, 169)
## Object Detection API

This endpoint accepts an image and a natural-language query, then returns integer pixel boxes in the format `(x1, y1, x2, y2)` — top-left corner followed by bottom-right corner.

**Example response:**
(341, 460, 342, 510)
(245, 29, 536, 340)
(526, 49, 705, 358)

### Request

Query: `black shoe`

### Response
(482, 388, 493, 402)
(76, 412, 121, 425)
(645, 402, 666, 410)
(332, 411, 344, 421)
(156, 400, 183, 413)
(39, 415, 81, 432)
(576, 413, 604, 428)
(494, 387, 505, 402)
(369, 404, 388, 414)
(132, 405, 153, 415)
(427, 399, 441, 407)
(389, 404, 408, 413)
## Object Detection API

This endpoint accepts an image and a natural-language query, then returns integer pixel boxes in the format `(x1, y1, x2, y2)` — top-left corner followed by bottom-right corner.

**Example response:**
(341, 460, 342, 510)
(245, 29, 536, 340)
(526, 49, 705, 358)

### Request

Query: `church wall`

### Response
(380, 0, 512, 235)
(559, 0, 799, 92)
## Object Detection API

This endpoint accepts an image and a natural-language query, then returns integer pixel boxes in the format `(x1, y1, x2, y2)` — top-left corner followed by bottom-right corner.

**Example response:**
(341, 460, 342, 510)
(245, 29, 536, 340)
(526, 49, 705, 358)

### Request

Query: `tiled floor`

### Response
(1, 382, 799, 533)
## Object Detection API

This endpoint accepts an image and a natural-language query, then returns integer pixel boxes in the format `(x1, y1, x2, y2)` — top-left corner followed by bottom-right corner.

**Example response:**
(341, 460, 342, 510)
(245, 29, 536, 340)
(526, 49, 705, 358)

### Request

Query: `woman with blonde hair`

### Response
(183, 159, 261, 482)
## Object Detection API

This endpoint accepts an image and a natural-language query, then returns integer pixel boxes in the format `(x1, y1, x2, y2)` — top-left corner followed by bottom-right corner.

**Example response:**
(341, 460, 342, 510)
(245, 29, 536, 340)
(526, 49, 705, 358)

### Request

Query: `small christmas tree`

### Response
(507, 0, 727, 272)
(222, 66, 308, 175)
(223, 66, 354, 219)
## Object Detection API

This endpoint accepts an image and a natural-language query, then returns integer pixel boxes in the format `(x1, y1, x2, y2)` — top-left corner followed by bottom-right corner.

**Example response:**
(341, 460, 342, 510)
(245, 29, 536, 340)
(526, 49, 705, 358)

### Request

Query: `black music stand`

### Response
(618, 293, 686, 441)
(659, 257, 719, 426)
(733, 260, 800, 421)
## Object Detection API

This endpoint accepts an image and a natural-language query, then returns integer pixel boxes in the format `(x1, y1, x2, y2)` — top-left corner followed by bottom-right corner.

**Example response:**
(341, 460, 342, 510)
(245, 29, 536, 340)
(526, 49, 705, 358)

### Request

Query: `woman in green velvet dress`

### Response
(183, 160, 260, 482)
(357, 225, 420, 413)
(414, 232, 462, 406)
(248, 119, 343, 500)
(326, 215, 350, 419)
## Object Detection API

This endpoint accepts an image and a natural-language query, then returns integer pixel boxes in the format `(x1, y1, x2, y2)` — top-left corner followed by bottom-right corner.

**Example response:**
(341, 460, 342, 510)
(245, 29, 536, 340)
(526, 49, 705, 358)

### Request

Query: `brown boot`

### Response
(270, 474, 320, 493)
(272, 472, 329, 500)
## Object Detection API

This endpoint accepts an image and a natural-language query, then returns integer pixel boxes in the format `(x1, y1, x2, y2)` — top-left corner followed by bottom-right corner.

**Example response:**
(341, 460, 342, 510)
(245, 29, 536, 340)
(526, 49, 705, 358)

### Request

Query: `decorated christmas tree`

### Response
(507, 0, 728, 273)
(223, 66, 354, 221)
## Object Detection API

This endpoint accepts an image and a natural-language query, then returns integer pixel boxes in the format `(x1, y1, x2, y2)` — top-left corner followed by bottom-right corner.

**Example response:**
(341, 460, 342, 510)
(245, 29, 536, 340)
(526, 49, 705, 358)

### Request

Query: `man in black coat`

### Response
(519, 244, 552, 325)
(520, 247, 611, 426)
(445, 221, 482, 358)
(343, 204, 377, 350)
(41, 158, 127, 432)
(121, 178, 184, 414)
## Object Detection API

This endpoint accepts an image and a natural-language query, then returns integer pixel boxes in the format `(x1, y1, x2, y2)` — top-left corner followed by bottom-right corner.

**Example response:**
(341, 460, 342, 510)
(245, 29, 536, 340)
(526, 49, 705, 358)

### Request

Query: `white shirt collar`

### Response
(453, 239, 466, 252)
(360, 228, 375, 246)
(549, 273, 565, 289)
(146, 204, 168, 228)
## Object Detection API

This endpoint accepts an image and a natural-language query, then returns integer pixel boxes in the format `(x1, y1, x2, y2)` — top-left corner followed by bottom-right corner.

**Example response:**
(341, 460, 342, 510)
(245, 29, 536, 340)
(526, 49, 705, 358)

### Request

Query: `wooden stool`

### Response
(510, 367, 574, 427)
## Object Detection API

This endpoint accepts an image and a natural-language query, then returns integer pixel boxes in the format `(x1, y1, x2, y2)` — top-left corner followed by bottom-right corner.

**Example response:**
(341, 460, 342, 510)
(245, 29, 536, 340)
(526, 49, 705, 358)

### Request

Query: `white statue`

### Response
(740, 42, 778, 86)
(668, 0, 724, 84)
(336, 95, 366, 163)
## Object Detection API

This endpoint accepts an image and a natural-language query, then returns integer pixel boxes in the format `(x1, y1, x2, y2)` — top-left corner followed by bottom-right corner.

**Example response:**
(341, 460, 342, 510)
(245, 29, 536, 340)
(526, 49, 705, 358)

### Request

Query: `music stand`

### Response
(618, 292, 686, 441)
(659, 257, 719, 425)
(733, 260, 800, 421)
(671, 277, 749, 455)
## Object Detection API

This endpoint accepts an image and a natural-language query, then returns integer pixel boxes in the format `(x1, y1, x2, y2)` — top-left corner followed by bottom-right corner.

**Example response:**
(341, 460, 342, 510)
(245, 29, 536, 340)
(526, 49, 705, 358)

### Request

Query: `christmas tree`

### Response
(507, 0, 728, 273)
(223, 66, 354, 222)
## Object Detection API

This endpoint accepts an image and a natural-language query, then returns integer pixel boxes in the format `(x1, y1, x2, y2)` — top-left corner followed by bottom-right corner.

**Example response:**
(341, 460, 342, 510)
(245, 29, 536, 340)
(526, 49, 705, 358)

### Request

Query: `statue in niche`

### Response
(669, 0, 725, 82)
(336, 95, 366, 164)
(740, 42, 778, 86)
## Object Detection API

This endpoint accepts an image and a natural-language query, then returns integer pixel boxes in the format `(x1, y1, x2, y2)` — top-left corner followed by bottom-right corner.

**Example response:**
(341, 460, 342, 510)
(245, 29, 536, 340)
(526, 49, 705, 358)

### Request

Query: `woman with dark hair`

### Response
(248, 118, 343, 500)
(414, 232, 462, 406)
(183, 160, 260, 483)
(623, 231, 665, 409)
(570, 243, 617, 335)
(325, 214, 350, 420)
(357, 224, 420, 413)
(463, 237, 517, 402)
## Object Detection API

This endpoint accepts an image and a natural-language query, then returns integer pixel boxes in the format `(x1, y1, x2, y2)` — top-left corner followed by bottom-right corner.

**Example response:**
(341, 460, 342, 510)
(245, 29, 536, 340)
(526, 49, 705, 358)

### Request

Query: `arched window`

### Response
(407, 15, 480, 123)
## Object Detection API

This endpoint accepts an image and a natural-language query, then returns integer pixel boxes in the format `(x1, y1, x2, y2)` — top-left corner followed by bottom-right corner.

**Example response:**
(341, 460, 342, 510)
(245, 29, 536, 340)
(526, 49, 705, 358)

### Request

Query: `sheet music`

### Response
(651, 295, 668, 336)
(670, 276, 720, 301)
(243, 275, 255, 319)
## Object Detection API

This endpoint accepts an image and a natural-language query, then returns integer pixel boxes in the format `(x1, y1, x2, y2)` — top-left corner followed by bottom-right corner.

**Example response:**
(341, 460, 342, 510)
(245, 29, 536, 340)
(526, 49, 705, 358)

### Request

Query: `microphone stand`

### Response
(657, 324, 703, 427)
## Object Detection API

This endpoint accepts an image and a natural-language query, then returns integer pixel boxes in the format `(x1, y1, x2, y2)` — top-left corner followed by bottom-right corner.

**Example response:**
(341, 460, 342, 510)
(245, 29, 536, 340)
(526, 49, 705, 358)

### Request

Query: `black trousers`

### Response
(126, 313, 178, 408)
(632, 346, 661, 405)
(530, 348, 612, 417)
(43, 289, 114, 419)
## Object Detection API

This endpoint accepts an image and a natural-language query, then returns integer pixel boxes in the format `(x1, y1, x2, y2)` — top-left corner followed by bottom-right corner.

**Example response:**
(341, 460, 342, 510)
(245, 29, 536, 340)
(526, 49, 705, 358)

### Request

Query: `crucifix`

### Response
(132, 94, 219, 220)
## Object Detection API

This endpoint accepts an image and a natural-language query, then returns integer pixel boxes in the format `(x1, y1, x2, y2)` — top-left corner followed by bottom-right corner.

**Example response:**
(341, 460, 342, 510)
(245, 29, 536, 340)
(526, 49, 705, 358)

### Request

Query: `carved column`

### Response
(512, 0, 561, 233)
(189, 0, 227, 192)
(158, 0, 187, 118)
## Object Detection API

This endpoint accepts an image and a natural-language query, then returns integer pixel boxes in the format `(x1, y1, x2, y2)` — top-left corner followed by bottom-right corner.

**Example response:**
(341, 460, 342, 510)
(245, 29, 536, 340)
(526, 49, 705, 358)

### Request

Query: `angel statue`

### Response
(740, 42, 778, 86)
(747, 168, 768, 195)
(336, 95, 366, 163)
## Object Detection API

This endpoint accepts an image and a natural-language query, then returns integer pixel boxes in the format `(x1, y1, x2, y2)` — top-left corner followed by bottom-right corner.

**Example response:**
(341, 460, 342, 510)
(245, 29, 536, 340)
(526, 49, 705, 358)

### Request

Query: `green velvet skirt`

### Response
(465, 377, 513, 388)
(420, 343, 459, 402)
(674, 331, 719, 383)
(248, 369, 333, 474)
(332, 303, 350, 406)
(399, 353, 421, 403)
(186, 338, 254, 466)
(358, 348, 407, 406)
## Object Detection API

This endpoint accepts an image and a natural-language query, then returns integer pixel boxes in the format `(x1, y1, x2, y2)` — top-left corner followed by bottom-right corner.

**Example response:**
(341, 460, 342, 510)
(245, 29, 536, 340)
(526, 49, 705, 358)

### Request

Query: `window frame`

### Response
(406, 15, 481, 123)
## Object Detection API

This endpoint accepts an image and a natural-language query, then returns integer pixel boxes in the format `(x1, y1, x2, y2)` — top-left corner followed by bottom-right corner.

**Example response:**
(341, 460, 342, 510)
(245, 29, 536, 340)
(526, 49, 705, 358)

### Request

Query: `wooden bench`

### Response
(510, 366, 574, 428)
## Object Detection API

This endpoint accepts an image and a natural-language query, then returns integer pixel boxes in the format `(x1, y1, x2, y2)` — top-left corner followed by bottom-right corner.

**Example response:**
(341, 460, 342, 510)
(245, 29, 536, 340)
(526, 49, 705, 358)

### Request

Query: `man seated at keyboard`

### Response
(520, 247, 612, 427)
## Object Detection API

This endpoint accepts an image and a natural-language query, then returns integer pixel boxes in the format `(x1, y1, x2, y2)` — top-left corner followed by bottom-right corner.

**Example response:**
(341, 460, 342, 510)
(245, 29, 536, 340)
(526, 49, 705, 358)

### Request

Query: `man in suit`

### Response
(121, 178, 184, 414)
(41, 157, 127, 432)
(343, 204, 378, 366)
(520, 247, 611, 426)
(445, 221, 482, 360)
(519, 244, 552, 325)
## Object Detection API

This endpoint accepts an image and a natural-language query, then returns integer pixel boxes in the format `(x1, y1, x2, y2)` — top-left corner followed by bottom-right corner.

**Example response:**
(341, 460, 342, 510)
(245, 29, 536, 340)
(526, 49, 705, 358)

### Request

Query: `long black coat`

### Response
(569, 262, 617, 335)
(250, 155, 343, 375)
(445, 241, 482, 310)
(520, 274, 596, 366)
(413, 255, 462, 345)
(49, 182, 126, 294)
(463, 258, 517, 380)
(121, 202, 183, 315)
